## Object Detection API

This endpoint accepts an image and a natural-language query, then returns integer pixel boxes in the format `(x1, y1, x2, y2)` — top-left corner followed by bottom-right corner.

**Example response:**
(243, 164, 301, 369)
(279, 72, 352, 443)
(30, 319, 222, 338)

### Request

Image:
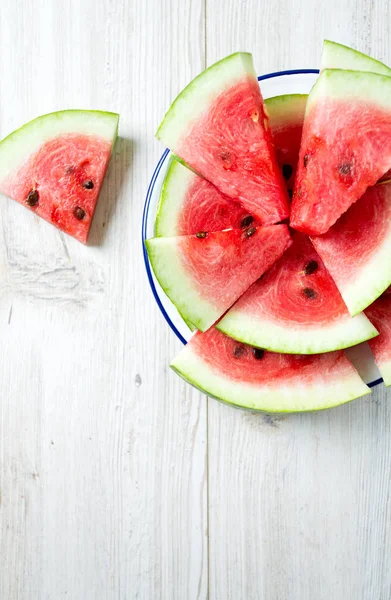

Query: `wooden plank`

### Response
(205, 1, 391, 598)
(0, 0, 207, 598)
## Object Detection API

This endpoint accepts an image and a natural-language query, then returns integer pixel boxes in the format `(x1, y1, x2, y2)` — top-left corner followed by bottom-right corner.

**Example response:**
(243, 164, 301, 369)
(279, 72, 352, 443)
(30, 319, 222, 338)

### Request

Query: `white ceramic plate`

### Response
(142, 69, 383, 389)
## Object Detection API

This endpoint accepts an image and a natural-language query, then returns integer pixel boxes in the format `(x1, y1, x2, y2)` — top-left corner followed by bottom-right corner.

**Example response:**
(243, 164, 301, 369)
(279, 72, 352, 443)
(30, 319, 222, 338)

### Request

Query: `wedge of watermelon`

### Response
(0, 110, 119, 243)
(217, 232, 377, 354)
(171, 327, 370, 412)
(155, 157, 249, 237)
(267, 94, 307, 197)
(156, 53, 289, 225)
(321, 40, 391, 75)
(365, 288, 391, 386)
(311, 183, 391, 315)
(155, 94, 307, 238)
(290, 69, 391, 235)
(146, 225, 291, 332)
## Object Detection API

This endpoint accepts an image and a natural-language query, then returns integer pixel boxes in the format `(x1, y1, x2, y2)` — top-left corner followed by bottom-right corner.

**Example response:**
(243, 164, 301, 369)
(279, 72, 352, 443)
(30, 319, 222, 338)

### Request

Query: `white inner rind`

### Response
(217, 311, 378, 354)
(321, 40, 391, 76)
(0, 110, 119, 181)
(155, 158, 195, 236)
(375, 359, 391, 387)
(171, 348, 370, 413)
(265, 94, 307, 130)
(341, 230, 391, 315)
(156, 52, 256, 149)
(146, 237, 219, 331)
(307, 69, 391, 115)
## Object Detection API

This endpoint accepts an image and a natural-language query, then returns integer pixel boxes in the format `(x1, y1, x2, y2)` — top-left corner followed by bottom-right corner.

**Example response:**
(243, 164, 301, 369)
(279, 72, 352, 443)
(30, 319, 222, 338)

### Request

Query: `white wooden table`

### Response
(1, 1, 391, 598)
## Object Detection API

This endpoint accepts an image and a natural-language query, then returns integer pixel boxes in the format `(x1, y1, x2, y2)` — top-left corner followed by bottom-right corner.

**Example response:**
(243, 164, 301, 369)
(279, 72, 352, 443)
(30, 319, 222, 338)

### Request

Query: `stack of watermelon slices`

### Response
(147, 42, 391, 412)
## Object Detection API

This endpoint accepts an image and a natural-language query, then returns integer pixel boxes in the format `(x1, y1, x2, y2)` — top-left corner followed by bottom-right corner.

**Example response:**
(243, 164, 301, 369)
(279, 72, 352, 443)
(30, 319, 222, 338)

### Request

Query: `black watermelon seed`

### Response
(241, 215, 254, 228)
(304, 259, 318, 275)
(339, 162, 352, 175)
(303, 287, 317, 300)
(26, 189, 39, 207)
(244, 226, 256, 239)
(282, 164, 293, 180)
(233, 345, 245, 358)
(73, 206, 86, 220)
(288, 188, 293, 200)
(196, 231, 207, 239)
(83, 179, 94, 189)
(303, 154, 309, 167)
(253, 348, 265, 360)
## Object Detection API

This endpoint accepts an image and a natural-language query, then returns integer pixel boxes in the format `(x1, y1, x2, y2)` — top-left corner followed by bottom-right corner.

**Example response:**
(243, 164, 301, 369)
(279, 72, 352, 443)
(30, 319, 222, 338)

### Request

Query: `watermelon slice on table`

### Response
(146, 225, 291, 332)
(155, 94, 306, 238)
(171, 327, 370, 412)
(320, 40, 391, 75)
(290, 69, 391, 235)
(217, 232, 377, 354)
(365, 289, 391, 386)
(156, 53, 289, 226)
(311, 183, 391, 316)
(0, 110, 119, 243)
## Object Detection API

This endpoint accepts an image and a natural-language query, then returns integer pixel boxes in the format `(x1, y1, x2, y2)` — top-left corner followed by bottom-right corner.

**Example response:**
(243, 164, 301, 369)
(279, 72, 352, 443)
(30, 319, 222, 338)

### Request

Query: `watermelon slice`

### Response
(311, 183, 391, 315)
(171, 327, 370, 412)
(0, 110, 119, 243)
(365, 288, 391, 386)
(290, 69, 391, 235)
(156, 53, 290, 225)
(146, 225, 291, 332)
(155, 157, 249, 237)
(320, 40, 391, 75)
(267, 94, 307, 197)
(156, 94, 306, 238)
(217, 232, 377, 354)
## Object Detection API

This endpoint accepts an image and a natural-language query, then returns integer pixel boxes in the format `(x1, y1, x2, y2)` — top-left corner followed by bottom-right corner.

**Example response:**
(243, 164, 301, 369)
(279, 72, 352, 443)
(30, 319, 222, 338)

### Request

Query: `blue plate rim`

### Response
(142, 67, 383, 389)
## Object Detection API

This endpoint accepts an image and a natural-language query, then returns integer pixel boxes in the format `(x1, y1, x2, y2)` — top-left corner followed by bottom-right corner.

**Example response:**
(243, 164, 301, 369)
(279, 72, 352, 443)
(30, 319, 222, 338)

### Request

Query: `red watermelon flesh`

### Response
(177, 78, 289, 224)
(170, 327, 369, 412)
(311, 183, 391, 315)
(290, 70, 391, 235)
(217, 232, 377, 354)
(1, 133, 112, 243)
(365, 288, 391, 386)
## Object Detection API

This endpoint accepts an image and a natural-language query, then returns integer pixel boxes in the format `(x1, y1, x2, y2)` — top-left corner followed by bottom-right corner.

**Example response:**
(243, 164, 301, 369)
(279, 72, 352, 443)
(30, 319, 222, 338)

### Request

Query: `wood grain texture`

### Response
(1, 0, 391, 599)
(0, 1, 207, 599)
(206, 1, 391, 598)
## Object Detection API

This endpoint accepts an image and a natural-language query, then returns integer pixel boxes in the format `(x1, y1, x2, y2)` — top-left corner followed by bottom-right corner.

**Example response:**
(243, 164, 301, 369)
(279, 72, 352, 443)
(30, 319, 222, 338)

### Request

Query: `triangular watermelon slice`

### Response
(171, 327, 370, 412)
(146, 225, 292, 332)
(311, 183, 391, 315)
(290, 69, 391, 235)
(217, 232, 377, 354)
(156, 53, 290, 225)
(365, 288, 391, 386)
(155, 157, 250, 237)
(0, 110, 119, 243)
(320, 40, 391, 75)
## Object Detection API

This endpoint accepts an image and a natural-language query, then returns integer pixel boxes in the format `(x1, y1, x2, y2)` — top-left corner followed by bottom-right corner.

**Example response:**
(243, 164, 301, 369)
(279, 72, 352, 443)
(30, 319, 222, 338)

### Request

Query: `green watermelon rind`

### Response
(145, 236, 219, 331)
(307, 69, 391, 114)
(265, 94, 308, 130)
(374, 359, 391, 387)
(0, 110, 119, 181)
(321, 40, 391, 76)
(216, 310, 378, 355)
(156, 52, 256, 149)
(170, 348, 370, 413)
